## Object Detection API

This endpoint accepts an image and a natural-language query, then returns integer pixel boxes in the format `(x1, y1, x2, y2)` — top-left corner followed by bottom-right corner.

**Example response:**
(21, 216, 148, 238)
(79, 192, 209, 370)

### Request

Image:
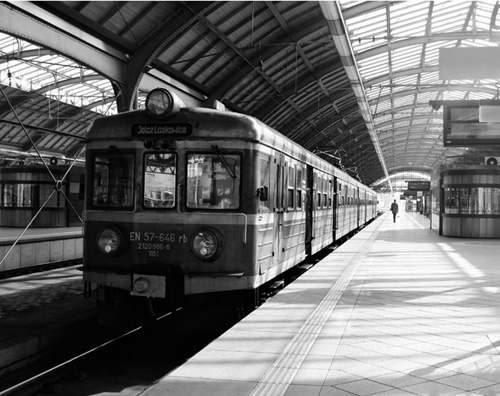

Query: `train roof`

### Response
(87, 106, 372, 191)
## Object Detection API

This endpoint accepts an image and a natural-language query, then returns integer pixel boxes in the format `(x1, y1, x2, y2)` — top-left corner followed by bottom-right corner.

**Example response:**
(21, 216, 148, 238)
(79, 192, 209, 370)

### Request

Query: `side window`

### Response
(259, 158, 270, 210)
(328, 179, 333, 208)
(296, 167, 303, 210)
(323, 178, 329, 208)
(317, 176, 322, 208)
(313, 173, 317, 208)
(288, 165, 295, 210)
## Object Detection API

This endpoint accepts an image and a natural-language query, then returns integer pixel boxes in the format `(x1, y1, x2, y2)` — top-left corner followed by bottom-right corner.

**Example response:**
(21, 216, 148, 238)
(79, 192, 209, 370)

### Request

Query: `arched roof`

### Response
(1, 1, 500, 188)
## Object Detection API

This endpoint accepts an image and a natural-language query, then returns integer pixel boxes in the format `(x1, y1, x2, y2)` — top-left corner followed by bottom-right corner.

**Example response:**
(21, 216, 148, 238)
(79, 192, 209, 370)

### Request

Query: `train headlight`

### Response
(97, 228, 122, 255)
(191, 229, 220, 260)
(146, 88, 185, 118)
(146, 88, 174, 118)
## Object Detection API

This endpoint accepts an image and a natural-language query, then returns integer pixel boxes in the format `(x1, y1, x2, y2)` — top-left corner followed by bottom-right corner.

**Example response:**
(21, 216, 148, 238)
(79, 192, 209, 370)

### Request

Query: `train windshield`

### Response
(92, 152, 134, 208)
(144, 153, 177, 208)
(187, 153, 241, 209)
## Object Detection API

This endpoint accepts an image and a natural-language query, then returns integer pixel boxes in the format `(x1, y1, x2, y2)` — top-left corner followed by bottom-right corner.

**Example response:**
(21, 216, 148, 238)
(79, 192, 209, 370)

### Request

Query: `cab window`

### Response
(143, 153, 177, 208)
(187, 153, 241, 210)
(91, 152, 134, 208)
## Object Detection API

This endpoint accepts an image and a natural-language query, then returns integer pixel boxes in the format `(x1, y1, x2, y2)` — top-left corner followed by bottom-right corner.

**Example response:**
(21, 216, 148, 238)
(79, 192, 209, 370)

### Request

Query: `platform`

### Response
(0, 226, 82, 274)
(0, 226, 82, 243)
(145, 210, 500, 396)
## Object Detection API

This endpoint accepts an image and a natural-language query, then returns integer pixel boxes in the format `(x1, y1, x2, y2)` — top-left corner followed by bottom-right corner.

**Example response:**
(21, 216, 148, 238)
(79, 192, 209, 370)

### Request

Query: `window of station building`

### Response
(143, 153, 177, 209)
(444, 186, 500, 215)
(288, 165, 295, 210)
(473, 187, 500, 214)
(186, 153, 241, 210)
(0, 183, 62, 208)
(92, 152, 134, 208)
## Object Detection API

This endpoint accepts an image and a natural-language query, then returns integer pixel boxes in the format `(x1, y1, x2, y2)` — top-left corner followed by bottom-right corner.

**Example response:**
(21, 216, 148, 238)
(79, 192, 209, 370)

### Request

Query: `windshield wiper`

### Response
(212, 145, 236, 179)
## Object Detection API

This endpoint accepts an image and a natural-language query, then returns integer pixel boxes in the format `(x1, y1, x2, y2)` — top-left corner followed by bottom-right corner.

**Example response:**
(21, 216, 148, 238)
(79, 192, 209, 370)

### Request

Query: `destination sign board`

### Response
(407, 181, 430, 191)
(131, 123, 192, 137)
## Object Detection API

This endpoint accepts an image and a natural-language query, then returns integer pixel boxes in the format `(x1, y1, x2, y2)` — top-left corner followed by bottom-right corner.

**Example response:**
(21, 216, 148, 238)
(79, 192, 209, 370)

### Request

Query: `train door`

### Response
(272, 154, 286, 266)
(305, 165, 314, 255)
(356, 187, 360, 228)
(333, 176, 338, 241)
(361, 190, 368, 224)
(364, 190, 368, 223)
(257, 153, 272, 275)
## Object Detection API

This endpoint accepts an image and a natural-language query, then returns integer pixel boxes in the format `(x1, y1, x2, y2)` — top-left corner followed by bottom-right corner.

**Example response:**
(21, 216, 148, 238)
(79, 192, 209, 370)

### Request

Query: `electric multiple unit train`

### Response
(82, 88, 378, 327)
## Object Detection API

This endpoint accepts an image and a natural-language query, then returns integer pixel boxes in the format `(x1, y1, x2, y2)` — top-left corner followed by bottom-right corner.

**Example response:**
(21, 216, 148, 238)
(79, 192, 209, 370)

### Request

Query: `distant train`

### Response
(82, 88, 378, 328)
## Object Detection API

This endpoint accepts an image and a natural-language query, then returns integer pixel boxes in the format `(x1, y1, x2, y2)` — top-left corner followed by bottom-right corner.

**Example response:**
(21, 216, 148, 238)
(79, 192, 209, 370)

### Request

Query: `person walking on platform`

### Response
(391, 199, 399, 222)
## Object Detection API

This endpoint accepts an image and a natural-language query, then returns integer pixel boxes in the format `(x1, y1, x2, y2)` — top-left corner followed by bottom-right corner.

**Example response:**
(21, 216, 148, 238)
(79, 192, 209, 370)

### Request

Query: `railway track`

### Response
(0, 310, 190, 396)
(0, 261, 318, 396)
(0, 232, 362, 396)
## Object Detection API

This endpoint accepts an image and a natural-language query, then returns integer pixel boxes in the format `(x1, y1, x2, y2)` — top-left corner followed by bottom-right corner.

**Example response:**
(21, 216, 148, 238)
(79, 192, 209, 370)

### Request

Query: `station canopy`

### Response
(1, 1, 500, 190)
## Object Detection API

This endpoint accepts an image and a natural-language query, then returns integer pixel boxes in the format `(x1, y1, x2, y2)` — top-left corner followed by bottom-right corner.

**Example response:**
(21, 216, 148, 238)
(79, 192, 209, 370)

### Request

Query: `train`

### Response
(82, 88, 378, 328)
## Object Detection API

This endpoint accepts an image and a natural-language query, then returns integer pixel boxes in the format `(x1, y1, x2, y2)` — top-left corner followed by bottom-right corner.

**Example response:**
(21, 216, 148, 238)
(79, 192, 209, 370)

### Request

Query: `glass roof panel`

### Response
(348, 9, 388, 54)
(393, 74, 418, 87)
(389, 2, 429, 37)
(432, 3, 473, 33)
(393, 96, 416, 108)
(357, 54, 389, 80)
(0, 32, 117, 114)
(391, 45, 423, 70)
